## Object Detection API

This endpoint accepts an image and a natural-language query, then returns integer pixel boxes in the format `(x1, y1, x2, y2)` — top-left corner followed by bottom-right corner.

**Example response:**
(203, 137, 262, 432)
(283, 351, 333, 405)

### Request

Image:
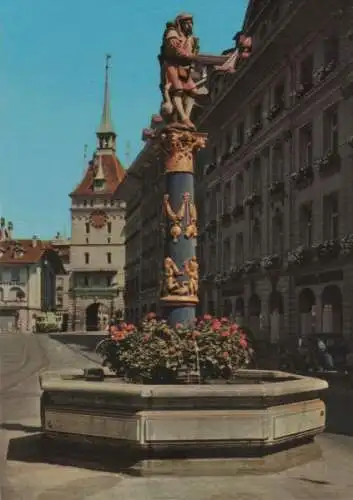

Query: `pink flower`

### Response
(143, 335, 150, 342)
(175, 323, 183, 330)
(212, 320, 221, 331)
(221, 330, 230, 337)
(220, 317, 228, 323)
(126, 323, 135, 332)
(223, 351, 229, 358)
(239, 338, 248, 348)
(203, 314, 212, 321)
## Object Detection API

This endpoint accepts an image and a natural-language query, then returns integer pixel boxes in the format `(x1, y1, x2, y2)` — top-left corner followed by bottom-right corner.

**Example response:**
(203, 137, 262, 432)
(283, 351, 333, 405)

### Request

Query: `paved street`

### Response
(1, 333, 353, 499)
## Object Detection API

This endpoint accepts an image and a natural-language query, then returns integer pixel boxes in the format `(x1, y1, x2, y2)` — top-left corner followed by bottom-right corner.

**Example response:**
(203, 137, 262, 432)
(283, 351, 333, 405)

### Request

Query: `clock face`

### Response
(89, 210, 107, 229)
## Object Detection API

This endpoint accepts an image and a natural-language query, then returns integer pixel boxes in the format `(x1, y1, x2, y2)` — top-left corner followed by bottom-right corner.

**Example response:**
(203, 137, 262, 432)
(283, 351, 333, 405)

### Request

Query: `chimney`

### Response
(32, 235, 37, 247)
(7, 221, 13, 240)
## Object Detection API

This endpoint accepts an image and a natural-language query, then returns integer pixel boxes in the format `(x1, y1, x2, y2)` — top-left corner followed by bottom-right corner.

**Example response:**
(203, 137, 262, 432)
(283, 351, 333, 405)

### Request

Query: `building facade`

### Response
(68, 59, 126, 331)
(0, 223, 65, 332)
(116, 142, 164, 323)
(196, 0, 353, 341)
(123, 0, 353, 340)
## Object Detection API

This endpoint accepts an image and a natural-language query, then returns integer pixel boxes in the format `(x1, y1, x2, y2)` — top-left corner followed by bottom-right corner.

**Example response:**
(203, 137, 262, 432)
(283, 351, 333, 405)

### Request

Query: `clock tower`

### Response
(68, 55, 126, 331)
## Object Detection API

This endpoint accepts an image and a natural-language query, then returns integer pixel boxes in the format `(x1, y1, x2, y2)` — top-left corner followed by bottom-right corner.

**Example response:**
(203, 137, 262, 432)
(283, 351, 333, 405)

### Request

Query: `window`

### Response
(208, 243, 217, 274)
(83, 275, 89, 287)
(225, 133, 232, 154)
(223, 238, 231, 271)
(323, 193, 339, 240)
(299, 123, 313, 166)
(235, 233, 244, 263)
(107, 222, 112, 234)
(223, 182, 231, 212)
(252, 157, 262, 192)
(107, 252, 112, 264)
(324, 36, 339, 67)
(237, 122, 245, 147)
(323, 107, 338, 154)
(235, 173, 244, 203)
(272, 213, 284, 254)
(272, 143, 284, 181)
(90, 200, 94, 207)
(300, 54, 314, 90)
(274, 81, 285, 110)
(106, 276, 111, 287)
(253, 102, 263, 127)
(10, 268, 20, 283)
(299, 202, 313, 247)
(83, 200, 88, 206)
(84, 252, 89, 264)
(251, 220, 261, 258)
(107, 237, 111, 244)
(85, 222, 90, 234)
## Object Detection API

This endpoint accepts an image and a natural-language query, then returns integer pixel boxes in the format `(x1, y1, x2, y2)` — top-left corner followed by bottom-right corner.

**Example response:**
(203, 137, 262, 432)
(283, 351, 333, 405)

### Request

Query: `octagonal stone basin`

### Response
(39, 369, 328, 458)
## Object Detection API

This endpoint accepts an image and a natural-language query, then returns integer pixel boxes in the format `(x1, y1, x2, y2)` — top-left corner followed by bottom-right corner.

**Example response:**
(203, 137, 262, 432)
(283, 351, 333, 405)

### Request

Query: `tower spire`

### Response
(97, 54, 116, 152)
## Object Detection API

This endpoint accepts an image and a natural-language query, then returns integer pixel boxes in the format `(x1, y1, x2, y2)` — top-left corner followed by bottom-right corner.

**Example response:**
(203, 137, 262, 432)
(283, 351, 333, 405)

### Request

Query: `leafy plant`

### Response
(97, 313, 254, 384)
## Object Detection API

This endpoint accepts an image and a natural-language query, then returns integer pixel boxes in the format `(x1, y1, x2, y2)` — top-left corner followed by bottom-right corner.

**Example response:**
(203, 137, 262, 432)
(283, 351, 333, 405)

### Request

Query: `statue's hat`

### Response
(176, 12, 193, 22)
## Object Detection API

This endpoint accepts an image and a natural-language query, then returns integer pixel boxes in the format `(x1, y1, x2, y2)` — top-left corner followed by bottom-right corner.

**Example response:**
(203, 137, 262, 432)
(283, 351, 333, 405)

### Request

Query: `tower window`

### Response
(107, 222, 112, 234)
(90, 199, 94, 206)
(83, 200, 88, 207)
(85, 222, 90, 234)
(107, 252, 112, 264)
(84, 252, 90, 264)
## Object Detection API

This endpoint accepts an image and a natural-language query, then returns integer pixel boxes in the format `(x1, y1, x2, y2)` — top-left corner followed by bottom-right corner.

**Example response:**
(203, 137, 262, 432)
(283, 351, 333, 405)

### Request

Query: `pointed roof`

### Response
(97, 54, 115, 136)
(70, 154, 125, 197)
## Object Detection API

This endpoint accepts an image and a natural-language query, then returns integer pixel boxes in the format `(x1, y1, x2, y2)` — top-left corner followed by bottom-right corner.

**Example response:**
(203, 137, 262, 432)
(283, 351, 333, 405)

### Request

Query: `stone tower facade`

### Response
(68, 56, 126, 331)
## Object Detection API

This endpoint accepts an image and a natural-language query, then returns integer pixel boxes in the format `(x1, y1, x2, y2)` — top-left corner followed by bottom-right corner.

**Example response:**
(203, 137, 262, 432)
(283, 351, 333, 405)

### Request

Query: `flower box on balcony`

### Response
(312, 240, 340, 262)
(294, 81, 313, 99)
(290, 165, 314, 190)
(287, 245, 312, 268)
(247, 121, 263, 140)
(243, 259, 260, 275)
(243, 192, 261, 207)
(267, 103, 283, 121)
(268, 181, 285, 198)
(339, 233, 353, 257)
(317, 151, 341, 176)
(261, 254, 282, 271)
(229, 265, 244, 280)
(232, 204, 245, 219)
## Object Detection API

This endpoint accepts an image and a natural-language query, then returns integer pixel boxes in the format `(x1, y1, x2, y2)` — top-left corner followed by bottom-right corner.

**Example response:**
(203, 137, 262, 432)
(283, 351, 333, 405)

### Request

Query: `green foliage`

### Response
(97, 313, 254, 384)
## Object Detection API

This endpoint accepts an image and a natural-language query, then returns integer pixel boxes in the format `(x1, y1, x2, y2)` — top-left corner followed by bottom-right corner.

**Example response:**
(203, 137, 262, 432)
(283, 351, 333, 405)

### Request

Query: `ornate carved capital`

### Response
(157, 128, 207, 174)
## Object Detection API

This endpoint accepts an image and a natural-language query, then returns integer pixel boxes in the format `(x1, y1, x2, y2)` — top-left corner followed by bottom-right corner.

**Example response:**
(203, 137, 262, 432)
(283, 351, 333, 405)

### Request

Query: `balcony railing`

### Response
(0, 280, 26, 286)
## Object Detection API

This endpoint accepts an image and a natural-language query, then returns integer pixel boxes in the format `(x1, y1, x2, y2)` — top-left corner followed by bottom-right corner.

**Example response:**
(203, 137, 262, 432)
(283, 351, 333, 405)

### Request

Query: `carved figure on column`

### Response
(184, 256, 199, 296)
(182, 192, 197, 239)
(162, 257, 189, 296)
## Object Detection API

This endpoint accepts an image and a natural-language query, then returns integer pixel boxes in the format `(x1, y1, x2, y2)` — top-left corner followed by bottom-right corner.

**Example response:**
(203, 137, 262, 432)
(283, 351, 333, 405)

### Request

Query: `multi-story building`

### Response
(122, 0, 353, 340)
(68, 59, 126, 331)
(51, 233, 71, 330)
(115, 138, 164, 323)
(196, 0, 353, 341)
(0, 221, 65, 332)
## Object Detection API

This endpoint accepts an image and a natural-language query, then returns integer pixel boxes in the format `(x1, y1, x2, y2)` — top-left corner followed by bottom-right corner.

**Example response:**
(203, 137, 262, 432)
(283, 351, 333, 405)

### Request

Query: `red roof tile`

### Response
(0, 239, 52, 264)
(70, 154, 125, 197)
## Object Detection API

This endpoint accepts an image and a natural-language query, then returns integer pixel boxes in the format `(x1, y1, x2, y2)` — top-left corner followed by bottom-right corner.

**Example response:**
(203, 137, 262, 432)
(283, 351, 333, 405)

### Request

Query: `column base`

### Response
(160, 295, 199, 305)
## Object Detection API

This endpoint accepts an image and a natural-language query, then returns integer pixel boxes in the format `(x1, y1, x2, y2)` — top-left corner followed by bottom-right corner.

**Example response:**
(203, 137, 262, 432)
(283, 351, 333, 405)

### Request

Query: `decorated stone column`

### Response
(158, 128, 206, 326)
(141, 12, 252, 327)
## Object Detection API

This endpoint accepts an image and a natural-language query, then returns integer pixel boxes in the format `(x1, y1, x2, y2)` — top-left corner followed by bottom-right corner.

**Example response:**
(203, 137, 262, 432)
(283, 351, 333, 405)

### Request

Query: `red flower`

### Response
(175, 323, 183, 330)
(146, 312, 156, 320)
(230, 324, 239, 333)
(221, 330, 230, 337)
(211, 320, 221, 331)
(220, 317, 228, 323)
(239, 338, 248, 348)
(126, 323, 135, 332)
(203, 314, 212, 321)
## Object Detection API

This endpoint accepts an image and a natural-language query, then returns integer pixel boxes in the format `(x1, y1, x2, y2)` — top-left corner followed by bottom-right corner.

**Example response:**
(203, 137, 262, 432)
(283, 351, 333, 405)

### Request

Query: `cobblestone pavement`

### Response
(1, 333, 353, 499)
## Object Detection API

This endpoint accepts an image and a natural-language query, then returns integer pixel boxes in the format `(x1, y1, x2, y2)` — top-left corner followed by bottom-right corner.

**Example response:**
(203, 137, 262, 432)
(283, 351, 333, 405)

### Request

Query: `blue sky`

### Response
(0, 0, 248, 238)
